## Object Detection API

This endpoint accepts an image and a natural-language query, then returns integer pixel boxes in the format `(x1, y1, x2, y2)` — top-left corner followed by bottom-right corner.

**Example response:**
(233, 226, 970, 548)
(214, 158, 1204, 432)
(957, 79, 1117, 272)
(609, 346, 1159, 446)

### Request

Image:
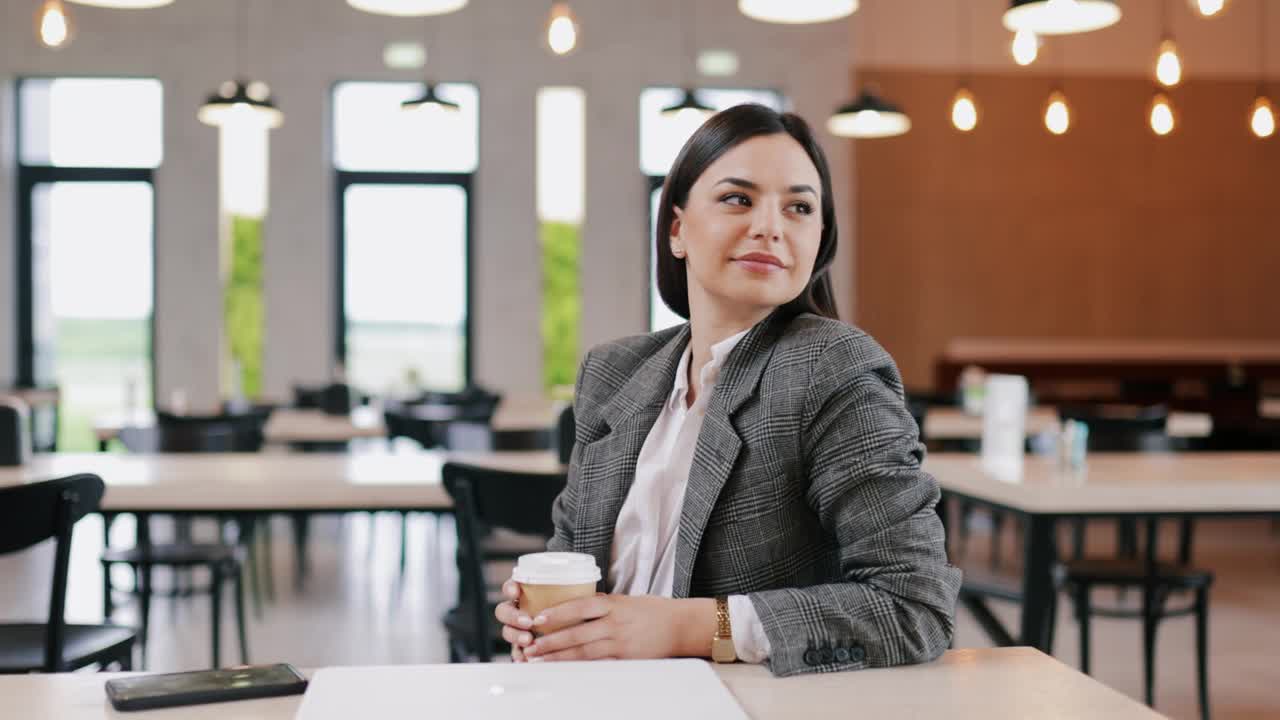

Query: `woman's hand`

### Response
(523, 594, 717, 662)
(494, 579, 535, 662)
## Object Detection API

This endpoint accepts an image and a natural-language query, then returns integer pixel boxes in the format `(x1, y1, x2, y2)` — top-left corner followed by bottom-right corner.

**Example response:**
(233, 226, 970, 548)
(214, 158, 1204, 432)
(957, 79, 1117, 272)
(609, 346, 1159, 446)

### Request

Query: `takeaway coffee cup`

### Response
(511, 552, 601, 635)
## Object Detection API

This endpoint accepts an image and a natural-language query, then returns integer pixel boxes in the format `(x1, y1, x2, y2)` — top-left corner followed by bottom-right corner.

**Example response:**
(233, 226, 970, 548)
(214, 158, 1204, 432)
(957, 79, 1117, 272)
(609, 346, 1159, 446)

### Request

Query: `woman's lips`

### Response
(733, 253, 786, 273)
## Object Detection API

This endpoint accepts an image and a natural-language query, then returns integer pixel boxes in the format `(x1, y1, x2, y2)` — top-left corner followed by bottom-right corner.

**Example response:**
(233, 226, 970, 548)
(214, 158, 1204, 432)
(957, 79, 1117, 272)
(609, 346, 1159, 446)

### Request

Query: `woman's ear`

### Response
(669, 207, 685, 258)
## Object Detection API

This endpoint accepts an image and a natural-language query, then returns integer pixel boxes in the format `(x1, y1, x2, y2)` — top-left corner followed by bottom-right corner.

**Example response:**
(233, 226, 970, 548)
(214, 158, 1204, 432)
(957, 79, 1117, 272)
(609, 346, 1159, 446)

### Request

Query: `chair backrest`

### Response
(136, 413, 242, 452)
(383, 410, 441, 449)
(1060, 404, 1173, 452)
(442, 462, 566, 660)
(556, 405, 575, 465)
(0, 473, 104, 671)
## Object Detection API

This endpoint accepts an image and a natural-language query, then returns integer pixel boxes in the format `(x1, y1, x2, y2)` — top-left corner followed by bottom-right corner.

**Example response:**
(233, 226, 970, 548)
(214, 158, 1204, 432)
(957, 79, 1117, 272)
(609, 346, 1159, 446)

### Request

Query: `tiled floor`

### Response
(2, 510, 1278, 719)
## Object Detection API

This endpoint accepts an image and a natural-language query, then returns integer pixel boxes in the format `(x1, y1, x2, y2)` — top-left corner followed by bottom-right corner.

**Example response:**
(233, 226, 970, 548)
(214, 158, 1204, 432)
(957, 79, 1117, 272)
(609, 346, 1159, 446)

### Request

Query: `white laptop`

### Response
(294, 659, 749, 720)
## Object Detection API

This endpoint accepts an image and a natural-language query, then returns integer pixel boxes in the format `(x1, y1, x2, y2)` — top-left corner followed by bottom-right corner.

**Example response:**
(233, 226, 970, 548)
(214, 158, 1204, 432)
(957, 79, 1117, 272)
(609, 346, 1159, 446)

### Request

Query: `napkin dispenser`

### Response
(0, 397, 32, 466)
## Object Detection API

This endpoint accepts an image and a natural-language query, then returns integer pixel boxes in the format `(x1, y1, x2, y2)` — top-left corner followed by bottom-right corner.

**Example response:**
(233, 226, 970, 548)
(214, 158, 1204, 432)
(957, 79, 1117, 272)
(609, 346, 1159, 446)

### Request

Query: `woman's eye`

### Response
(720, 193, 750, 206)
(790, 202, 814, 215)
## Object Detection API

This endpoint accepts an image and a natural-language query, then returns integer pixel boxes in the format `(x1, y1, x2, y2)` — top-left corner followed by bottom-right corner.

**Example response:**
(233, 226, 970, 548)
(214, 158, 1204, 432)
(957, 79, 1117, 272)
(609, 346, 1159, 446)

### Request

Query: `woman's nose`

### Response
(748, 205, 783, 241)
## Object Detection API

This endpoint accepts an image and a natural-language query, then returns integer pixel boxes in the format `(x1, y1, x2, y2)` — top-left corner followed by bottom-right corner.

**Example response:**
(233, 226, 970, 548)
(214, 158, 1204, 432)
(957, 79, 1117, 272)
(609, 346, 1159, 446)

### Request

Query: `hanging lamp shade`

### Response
(827, 86, 910, 138)
(198, 79, 284, 129)
(401, 82, 461, 112)
(660, 88, 715, 122)
(67, 0, 173, 7)
(738, 0, 857, 24)
(1002, 0, 1121, 36)
(347, 0, 466, 16)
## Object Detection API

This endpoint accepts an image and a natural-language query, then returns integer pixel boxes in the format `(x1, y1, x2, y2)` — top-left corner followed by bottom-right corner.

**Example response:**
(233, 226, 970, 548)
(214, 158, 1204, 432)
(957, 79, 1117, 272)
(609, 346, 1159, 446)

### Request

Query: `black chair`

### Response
(0, 474, 135, 673)
(556, 405, 575, 465)
(1049, 520, 1213, 720)
(102, 422, 250, 669)
(441, 461, 567, 662)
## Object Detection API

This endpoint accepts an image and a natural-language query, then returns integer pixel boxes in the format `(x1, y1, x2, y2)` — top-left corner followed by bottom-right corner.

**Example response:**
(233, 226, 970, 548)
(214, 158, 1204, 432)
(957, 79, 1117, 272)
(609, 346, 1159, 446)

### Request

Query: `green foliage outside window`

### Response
(541, 221, 580, 393)
(225, 215, 264, 399)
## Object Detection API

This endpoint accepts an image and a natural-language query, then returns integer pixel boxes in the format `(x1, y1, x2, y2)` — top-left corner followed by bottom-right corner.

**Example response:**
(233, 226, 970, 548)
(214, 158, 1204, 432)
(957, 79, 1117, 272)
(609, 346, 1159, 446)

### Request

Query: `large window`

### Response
(16, 77, 161, 451)
(333, 82, 477, 396)
(640, 88, 786, 332)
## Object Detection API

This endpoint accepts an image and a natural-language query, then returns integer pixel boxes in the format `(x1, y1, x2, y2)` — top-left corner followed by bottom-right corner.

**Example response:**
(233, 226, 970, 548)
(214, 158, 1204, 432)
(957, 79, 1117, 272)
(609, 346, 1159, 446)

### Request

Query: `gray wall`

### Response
(0, 0, 855, 404)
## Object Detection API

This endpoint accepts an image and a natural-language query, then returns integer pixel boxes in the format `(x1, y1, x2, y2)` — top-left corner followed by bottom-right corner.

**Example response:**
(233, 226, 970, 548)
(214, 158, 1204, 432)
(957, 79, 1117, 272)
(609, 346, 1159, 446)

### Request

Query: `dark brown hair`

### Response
(654, 103, 840, 321)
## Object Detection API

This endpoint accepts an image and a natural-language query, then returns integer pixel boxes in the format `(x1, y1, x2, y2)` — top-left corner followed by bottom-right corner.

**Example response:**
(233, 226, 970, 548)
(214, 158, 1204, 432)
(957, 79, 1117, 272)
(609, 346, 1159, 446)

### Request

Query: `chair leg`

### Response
(210, 564, 223, 669)
(1195, 587, 1211, 720)
(118, 643, 133, 671)
(139, 563, 152, 670)
(1074, 583, 1092, 675)
(1178, 518, 1196, 566)
(989, 511, 1005, 569)
(234, 564, 250, 665)
(291, 513, 310, 592)
(1142, 585, 1160, 707)
(102, 561, 115, 620)
(1071, 519, 1086, 560)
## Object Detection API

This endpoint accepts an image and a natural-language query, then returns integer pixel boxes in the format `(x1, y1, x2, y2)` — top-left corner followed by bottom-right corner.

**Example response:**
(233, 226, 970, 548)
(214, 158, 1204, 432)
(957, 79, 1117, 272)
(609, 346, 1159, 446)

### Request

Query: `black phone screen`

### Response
(106, 664, 307, 708)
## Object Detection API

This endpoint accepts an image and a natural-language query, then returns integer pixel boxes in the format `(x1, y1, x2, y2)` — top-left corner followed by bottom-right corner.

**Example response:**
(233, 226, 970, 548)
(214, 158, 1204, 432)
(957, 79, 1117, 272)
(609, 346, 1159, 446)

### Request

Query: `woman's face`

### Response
(669, 132, 824, 321)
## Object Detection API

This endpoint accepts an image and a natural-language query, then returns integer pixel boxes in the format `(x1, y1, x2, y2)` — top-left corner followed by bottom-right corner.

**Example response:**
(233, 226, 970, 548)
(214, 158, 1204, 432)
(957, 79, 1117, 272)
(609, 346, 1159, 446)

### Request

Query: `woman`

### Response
(495, 104, 961, 677)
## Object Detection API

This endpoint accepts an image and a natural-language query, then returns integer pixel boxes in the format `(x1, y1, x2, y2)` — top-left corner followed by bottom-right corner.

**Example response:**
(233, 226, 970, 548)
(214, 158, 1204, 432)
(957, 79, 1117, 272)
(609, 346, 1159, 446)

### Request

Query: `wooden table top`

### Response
(928, 451, 1280, 516)
(942, 337, 1280, 365)
(922, 407, 1217, 441)
(0, 450, 562, 513)
(1, 386, 61, 408)
(0, 648, 1161, 720)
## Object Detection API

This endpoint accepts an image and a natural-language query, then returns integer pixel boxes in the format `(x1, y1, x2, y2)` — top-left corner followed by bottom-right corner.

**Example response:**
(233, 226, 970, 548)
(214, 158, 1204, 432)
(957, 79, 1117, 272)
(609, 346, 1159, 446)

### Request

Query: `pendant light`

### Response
(1250, 0, 1275, 138)
(1188, 0, 1227, 18)
(544, 2, 580, 56)
(829, 87, 911, 138)
(950, 0, 978, 132)
(1154, 1, 1182, 88)
(829, 2, 909, 138)
(1011, 27, 1041, 66)
(1044, 88, 1071, 134)
(1002, 0, 1121, 36)
(347, 0, 466, 17)
(67, 0, 172, 7)
(35, 0, 73, 49)
(1149, 92, 1176, 136)
(661, 0, 713, 122)
(738, 0, 857, 25)
(402, 13, 461, 113)
(199, 0, 283, 129)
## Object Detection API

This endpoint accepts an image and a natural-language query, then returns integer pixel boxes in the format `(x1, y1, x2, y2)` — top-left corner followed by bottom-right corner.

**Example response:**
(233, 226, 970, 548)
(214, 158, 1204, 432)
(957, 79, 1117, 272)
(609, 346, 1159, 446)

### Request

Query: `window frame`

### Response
(13, 76, 159, 406)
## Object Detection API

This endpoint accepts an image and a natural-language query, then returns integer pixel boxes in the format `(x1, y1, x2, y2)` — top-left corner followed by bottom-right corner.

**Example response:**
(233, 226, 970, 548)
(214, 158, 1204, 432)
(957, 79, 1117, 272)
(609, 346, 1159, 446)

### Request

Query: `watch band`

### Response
(715, 596, 732, 638)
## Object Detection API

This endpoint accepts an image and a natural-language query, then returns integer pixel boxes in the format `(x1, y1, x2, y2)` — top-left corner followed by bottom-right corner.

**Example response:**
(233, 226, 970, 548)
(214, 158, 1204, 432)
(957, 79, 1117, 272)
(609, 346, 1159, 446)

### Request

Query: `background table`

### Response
(927, 451, 1280, 650)
(0, 648, 1161, 719)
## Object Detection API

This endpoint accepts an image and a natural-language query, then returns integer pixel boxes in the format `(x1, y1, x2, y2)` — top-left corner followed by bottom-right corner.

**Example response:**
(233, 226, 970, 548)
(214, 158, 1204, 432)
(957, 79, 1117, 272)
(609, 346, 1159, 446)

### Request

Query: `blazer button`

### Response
(834, 648, 850, 663)
(803, 649, 821, 666)
(850, 646, 866, 663)
(819, 647, 834, 663)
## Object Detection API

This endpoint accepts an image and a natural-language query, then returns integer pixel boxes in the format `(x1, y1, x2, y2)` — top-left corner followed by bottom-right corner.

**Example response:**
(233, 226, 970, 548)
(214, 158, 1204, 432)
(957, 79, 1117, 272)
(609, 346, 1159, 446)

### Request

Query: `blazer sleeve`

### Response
(547, 348, 596, 553)
(747, 332, 962, 677)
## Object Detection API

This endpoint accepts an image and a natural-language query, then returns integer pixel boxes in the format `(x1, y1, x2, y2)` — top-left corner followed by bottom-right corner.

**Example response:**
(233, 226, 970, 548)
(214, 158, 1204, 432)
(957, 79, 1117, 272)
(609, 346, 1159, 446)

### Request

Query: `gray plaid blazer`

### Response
(547, 309, 961, 677)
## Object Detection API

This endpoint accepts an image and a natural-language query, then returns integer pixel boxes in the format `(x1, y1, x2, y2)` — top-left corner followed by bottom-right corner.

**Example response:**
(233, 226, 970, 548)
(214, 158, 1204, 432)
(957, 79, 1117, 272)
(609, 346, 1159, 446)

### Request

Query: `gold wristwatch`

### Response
(711, 596, 737, 663)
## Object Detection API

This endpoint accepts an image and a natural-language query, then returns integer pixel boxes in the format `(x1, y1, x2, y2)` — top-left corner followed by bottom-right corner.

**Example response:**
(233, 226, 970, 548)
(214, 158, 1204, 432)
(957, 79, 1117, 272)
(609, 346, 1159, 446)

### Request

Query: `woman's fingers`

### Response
(534, 639, 617, 663)
(527, 616, 611, 657)
(501, 623, 535, 648)
(533, 594, 611, 629)
(494, 600, 534, 629)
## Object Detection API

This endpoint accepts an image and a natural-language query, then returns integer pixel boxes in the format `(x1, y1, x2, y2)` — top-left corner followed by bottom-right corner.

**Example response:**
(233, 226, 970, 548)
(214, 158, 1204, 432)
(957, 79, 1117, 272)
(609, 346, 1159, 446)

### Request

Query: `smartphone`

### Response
(105, 663, 308, 712)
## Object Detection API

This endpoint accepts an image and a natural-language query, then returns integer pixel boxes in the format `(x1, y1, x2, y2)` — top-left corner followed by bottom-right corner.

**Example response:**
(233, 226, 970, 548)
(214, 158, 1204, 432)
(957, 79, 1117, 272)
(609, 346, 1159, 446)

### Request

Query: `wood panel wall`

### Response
(850, 68, 1280, 390)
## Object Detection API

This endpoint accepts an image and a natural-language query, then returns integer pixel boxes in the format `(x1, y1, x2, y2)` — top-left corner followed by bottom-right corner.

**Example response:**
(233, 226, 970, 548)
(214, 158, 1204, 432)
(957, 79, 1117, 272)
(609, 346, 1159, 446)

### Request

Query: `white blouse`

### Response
(608, 328, 772, 663)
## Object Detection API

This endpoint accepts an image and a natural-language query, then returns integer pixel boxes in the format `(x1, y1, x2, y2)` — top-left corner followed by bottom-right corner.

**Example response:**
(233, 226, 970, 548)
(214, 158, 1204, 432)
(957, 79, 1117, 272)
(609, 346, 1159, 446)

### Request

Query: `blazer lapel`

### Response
(575, 325, 690, 590)
(671, 310, 789, 598)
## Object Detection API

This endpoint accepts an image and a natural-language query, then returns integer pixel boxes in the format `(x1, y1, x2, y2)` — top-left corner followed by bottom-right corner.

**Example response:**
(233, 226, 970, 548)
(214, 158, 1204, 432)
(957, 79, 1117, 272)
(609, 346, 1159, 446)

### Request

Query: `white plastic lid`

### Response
(511, 552, 601, 585)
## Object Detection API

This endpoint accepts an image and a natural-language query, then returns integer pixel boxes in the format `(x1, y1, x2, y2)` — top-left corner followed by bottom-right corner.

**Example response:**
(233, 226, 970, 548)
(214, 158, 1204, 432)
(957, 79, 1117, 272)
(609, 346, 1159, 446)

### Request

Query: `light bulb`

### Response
(1251, 96, 1276, 138)
(951, 88, 978, 132)
(1155, 39, 1182, 88)
(1149, 93, 1175, 136)
(545, 2, 579, 56)
(1189, 0, 1226, 17)
(36, 0, 73, 49)
(1011, 28, 1040, 66)
(1044, 90, 1070, 135)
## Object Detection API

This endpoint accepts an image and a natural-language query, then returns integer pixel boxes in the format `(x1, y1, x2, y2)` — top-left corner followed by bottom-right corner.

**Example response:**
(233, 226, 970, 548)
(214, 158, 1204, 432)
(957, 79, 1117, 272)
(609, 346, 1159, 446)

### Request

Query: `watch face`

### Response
(711, 638, 737, 663)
